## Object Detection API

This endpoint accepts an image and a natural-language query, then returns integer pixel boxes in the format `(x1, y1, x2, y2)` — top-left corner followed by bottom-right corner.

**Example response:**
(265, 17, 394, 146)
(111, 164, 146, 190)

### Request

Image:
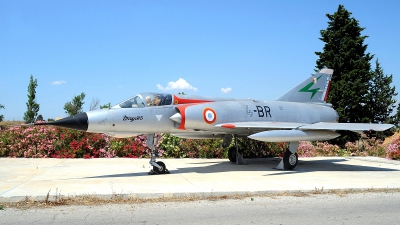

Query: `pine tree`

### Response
(23, 75, 40, 123)
(366, 59, 398, 139)
(64, 93, 86, 116)
(315, 5, 374, 146)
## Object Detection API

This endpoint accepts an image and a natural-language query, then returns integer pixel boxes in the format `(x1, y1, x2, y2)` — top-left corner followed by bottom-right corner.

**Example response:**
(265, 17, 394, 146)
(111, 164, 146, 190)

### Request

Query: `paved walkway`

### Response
(1, 157, 400, 202)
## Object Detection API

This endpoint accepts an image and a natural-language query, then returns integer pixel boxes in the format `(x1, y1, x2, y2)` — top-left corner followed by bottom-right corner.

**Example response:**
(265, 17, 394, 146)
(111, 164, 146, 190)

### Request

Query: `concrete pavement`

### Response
(1, 157, 400, 202)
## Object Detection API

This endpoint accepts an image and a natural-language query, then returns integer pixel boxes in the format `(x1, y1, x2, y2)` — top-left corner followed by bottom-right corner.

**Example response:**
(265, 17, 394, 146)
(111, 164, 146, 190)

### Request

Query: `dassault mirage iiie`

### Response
(37, 69, 393, 174)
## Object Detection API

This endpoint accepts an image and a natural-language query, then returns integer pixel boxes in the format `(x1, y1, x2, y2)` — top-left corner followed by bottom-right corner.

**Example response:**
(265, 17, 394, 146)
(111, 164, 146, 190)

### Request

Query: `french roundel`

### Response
(203, 108, 217, 124)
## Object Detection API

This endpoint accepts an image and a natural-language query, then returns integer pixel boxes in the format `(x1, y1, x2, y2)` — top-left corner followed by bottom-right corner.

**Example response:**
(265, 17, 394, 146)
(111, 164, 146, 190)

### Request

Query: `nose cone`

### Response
(38, 112, 88, 131)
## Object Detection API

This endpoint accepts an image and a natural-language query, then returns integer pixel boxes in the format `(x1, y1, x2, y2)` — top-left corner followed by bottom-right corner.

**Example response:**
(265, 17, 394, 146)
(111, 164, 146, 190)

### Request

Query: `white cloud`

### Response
(52, 80, 66, 85)
(157, 78, 198, 91)
(221, 87, 232, 93)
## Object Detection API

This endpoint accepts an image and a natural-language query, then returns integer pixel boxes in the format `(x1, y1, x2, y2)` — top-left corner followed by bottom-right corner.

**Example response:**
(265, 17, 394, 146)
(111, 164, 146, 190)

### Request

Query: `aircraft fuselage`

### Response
(85, 100, 338, 138)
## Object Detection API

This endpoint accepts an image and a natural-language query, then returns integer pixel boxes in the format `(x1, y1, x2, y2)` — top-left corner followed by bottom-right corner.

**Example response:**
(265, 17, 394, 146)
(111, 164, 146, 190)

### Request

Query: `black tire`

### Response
(228, 147, 236, 163)
(283, 149, 298, 170)
(153, 161, 166, 174)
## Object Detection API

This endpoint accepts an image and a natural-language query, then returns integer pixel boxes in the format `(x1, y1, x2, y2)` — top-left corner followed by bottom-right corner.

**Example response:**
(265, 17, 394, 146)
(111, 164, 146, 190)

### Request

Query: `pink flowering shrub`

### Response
(345, 138, 386, 157)
(298, 139, 388, 158)
(315, 141, 345, 156)
(0, 125, 58, 158)
(297, 141, 316, 157)
(386, 137, 400, 160)
(297, 141, 344, 157)
(344, 141, 359, 156)
(0, 124, 399, 160)
(109, 134, 163, 159)
(364, 138, 386, 157)
(0, 125, 157, 158)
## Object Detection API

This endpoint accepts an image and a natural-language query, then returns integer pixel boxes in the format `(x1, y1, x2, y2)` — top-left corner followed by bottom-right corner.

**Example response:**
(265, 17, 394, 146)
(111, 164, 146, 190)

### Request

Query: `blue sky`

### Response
(1, 0, 399, 120)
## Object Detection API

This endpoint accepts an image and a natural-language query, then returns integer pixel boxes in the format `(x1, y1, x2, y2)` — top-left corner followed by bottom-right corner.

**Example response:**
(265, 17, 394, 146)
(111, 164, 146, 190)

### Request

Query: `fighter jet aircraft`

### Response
(37, 69, 393, 174)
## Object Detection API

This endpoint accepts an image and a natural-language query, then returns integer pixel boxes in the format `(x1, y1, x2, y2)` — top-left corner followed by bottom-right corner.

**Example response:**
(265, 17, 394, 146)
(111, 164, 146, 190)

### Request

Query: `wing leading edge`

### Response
(216, 121, 393, 132)
(216, 122, 394, 142)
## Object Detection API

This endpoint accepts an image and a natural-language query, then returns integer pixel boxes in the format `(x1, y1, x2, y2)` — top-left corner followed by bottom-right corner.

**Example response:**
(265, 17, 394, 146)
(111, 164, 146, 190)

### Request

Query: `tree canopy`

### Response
(100, 103, 111, 109)
(366, 59, 398, 139)
(64, 93, 86, 116)
(315, 4, 396, 145)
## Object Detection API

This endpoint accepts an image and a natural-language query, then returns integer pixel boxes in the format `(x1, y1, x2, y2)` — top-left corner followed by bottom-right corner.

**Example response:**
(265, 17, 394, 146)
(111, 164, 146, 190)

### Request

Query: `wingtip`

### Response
(319, 68, 333, 74)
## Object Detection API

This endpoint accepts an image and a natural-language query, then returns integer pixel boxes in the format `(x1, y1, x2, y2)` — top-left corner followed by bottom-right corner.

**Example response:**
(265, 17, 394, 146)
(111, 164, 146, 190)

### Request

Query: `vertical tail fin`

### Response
(276, 68, 333, 103)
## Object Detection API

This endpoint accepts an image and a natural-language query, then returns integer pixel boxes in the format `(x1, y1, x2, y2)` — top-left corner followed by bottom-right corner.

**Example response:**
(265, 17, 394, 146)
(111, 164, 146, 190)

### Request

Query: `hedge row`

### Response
(0, 124, 399, 160)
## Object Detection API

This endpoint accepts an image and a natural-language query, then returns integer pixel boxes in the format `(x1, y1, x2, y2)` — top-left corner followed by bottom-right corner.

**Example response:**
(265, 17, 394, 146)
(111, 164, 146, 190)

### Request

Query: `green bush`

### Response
(160, 134, 226, 158)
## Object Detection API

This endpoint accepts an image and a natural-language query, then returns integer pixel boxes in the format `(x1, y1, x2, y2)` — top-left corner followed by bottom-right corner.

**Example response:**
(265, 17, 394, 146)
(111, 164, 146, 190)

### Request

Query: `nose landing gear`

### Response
(147, 134, 170, 175)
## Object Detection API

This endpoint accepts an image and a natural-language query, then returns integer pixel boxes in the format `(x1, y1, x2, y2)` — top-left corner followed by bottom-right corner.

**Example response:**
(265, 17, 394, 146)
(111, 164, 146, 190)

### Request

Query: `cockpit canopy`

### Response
(112, 92, 235, 109)
(112, 93, 173, 109)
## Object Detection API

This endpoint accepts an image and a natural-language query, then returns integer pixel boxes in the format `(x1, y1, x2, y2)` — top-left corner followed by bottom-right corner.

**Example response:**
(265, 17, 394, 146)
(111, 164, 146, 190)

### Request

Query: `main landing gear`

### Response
(226, 136, 298, 170)
(147, 134, 170, 175)
(276, 142, 299, 170)
(226, 135, 246, 165)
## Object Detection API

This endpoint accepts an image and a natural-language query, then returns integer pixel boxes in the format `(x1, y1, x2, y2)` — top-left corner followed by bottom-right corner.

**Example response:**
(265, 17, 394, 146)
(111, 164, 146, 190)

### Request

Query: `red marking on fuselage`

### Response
(324, 81, 331, 102)
(173, 95, 214, 105)
(221, 124, 236, 129)
(175, 103, 205, 130)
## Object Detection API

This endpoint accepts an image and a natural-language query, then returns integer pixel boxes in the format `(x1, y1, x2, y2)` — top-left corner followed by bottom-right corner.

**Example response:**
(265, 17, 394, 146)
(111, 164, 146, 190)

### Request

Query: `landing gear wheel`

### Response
(149, 161, 170, 175)
(228, 147, 236, 163)
(153, 161, 166, 174)
(283, 149, 298, 170)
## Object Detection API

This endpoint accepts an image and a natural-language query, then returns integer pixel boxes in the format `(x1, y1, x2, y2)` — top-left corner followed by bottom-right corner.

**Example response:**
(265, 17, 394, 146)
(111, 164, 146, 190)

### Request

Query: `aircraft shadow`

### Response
(84, 157, 399, 179)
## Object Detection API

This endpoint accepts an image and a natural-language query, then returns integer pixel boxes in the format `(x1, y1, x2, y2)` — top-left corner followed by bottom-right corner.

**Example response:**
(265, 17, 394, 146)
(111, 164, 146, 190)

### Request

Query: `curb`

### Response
(2, 188, 400, 203)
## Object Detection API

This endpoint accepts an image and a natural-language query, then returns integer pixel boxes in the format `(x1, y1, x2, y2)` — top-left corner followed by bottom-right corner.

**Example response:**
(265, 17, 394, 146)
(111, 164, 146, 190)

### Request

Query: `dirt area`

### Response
(383, 132, 400, 147)
(2, 188, 400, 209)
(0, 121, 25, 126)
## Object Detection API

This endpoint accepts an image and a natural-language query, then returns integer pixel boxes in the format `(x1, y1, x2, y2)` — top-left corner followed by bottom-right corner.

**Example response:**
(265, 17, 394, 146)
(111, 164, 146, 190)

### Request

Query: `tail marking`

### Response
(298, 75, 323, 99)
